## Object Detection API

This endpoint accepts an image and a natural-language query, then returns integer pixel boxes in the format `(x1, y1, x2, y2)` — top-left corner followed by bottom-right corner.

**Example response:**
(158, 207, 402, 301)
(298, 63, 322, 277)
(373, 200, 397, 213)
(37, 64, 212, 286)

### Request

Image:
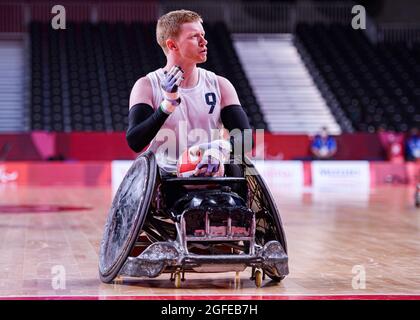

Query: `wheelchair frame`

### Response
(99, 151, 289, 287)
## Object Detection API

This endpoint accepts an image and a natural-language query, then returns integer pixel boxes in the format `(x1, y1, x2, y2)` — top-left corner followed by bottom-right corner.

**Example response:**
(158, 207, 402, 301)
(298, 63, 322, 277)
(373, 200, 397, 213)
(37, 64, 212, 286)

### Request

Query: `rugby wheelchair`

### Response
(99, 151, 289, 287)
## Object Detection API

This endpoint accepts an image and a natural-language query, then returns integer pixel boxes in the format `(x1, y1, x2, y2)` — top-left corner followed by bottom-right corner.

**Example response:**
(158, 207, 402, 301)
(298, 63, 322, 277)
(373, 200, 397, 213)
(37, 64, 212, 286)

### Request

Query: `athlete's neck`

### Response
(163, 61, 198, 89)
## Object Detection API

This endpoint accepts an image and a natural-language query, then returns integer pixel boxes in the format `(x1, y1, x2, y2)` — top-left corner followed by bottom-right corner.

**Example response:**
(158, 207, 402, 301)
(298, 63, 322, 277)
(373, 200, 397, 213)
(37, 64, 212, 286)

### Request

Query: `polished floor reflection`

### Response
(0, 184, 419, 299)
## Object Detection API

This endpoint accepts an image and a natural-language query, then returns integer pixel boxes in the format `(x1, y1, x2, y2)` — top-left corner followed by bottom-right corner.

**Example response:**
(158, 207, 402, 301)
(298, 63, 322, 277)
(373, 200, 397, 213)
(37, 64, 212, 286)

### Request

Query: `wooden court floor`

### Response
(0, 183, 419, 299)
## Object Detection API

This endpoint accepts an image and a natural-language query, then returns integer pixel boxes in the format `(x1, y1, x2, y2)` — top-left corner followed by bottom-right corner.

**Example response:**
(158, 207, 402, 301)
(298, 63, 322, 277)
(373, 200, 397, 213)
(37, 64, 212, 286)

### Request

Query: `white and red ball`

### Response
(176, 147, 202, 177)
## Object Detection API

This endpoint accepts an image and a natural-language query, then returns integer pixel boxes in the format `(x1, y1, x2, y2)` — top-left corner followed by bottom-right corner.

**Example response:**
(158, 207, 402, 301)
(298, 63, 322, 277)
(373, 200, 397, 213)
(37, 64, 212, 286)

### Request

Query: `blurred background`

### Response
(0, 0, 418, 188)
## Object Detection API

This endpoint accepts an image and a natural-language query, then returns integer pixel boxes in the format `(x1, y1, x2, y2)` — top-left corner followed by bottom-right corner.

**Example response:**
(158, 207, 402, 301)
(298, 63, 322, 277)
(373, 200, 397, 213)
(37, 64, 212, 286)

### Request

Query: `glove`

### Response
(160, 65, 184, 113)
(192, 140, 231, 177)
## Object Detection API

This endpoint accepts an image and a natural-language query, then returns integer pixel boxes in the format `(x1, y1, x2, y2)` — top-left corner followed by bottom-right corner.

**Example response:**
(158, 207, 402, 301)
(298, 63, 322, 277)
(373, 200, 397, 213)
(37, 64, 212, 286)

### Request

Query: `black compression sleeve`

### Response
(126, 103, 169, 152)
(221, 104, 253, 153)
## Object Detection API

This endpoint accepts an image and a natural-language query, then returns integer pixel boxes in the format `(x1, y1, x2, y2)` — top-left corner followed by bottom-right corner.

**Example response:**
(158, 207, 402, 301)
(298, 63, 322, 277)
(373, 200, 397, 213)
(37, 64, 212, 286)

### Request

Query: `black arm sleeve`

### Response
(126, 103, 169, 152)
(221, 104, 253, 154)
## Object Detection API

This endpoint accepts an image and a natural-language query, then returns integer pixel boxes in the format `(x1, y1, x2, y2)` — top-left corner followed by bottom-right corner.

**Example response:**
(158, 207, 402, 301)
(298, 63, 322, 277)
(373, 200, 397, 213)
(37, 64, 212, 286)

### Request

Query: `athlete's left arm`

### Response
(217, 76, 253, 152)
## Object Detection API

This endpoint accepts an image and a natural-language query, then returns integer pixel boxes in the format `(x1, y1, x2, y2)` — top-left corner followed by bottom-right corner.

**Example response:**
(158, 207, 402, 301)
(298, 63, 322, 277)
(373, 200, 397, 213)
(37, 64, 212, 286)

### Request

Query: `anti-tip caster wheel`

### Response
(234, 271, 241, 289)
(175, 272, 182, 288)
(255, 270, 262, 288)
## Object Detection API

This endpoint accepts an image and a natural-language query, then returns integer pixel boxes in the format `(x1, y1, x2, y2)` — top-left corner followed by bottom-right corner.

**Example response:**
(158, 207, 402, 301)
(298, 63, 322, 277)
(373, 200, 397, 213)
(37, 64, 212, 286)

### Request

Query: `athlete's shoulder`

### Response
(216, 75, 233, 87)
(134, 75, 151, 86)
(129, 75, 153, 108)
(216, 76, 240, 108)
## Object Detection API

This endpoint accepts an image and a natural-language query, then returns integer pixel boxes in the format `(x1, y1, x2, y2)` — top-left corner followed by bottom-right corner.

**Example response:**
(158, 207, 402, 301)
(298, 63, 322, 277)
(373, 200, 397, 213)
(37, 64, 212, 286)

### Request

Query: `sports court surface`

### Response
(1, 183, 418, 300)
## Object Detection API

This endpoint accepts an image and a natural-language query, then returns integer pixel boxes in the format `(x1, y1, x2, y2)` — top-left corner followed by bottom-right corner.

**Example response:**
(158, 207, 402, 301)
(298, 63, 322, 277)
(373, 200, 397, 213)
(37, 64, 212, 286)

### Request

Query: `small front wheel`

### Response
(255, 270, 262, 288)
(175, 272, 182, 288)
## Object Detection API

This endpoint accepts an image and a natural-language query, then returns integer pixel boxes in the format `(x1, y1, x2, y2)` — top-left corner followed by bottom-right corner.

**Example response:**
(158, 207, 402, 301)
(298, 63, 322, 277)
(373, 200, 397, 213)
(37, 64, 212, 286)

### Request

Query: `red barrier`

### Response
(1, 160, 418, 186)
(0, 131, 404, 162)
(264, 134, 311, 160)
(334, 133, 384, 160)
(0, 133, 43, 160)
(263, 133, 384, 160)
(55, 132, 136, 161)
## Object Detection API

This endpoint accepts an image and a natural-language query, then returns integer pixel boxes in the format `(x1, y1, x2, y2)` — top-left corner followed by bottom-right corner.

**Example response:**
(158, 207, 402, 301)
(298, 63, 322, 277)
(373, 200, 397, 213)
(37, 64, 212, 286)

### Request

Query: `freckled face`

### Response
(175, 21, 208, 64)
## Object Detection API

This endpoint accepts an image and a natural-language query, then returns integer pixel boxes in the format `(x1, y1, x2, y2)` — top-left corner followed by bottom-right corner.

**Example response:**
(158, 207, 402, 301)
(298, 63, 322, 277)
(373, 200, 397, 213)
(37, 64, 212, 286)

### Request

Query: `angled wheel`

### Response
(264, 270, 285, 283)
(244, 157, 289, 280)
(174, 272, 181, 288)
(99, 151, 157, 283)
(254, 270, 262, 288)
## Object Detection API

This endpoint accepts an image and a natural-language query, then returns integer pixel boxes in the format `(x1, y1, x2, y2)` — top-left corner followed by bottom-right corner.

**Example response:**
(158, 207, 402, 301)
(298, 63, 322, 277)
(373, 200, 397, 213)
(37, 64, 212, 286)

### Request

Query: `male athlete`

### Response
(126, 9, 252, 176)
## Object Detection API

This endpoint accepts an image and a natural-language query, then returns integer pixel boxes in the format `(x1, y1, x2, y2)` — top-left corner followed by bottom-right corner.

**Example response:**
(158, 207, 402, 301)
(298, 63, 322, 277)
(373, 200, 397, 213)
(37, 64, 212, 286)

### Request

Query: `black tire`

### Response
(265, 270, 285, 282)
(244, 157, 289, 279)
(99, 151, 157, 283)
(244, 157, 288, 253)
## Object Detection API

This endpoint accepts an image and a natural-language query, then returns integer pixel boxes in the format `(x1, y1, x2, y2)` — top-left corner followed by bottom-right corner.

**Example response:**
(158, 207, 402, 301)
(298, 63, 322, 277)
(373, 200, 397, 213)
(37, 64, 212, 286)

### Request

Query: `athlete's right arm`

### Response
(126, 67, 184, 153)
(126, 76, 169, 153)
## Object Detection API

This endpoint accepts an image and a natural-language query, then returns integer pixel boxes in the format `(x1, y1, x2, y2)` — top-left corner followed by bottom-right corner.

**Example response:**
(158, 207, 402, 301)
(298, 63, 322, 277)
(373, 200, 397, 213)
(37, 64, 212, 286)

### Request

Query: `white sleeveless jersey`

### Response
(146, 67, 224, 173)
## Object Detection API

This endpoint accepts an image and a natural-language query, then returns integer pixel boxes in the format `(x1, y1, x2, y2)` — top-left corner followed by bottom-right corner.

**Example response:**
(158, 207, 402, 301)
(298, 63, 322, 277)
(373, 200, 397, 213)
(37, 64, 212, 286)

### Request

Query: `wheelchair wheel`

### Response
(264, 270, 285, 283)
(244, 157, 289, 280)
(99, 151, 157, 283)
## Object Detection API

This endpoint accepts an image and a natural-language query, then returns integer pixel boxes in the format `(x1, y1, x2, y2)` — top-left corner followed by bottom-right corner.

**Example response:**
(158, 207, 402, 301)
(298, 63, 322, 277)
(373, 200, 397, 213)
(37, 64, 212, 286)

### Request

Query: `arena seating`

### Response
(295, 23, 420, 133)
(29, 21, 267, 132)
